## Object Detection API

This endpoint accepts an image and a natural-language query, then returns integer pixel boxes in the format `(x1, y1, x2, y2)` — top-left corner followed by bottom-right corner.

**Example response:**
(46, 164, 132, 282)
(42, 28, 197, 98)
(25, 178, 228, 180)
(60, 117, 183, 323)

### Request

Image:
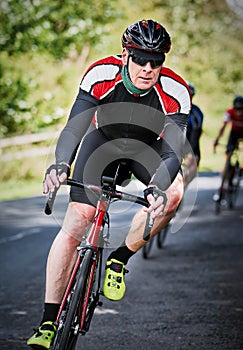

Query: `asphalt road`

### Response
(0, 173, 243, 350)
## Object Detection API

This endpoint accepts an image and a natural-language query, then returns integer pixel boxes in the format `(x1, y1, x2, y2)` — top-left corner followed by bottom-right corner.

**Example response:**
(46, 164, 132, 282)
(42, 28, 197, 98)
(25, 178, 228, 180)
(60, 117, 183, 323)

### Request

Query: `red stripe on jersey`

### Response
(84, 55, 122, 75)
(93, 72, 123, 99)
(81, 55, 122, 99)
(161, 67, 189, 88)
(154, 84, 180, 114)
(159, 66, 191, 114)
(225, 108, 243, 131)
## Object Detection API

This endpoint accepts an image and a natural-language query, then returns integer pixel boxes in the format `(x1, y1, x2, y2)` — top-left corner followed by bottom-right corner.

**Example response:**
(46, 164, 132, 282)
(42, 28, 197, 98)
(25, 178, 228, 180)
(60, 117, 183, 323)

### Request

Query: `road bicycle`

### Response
(44, 167, 165, 350)
(213, 140, 243, 214)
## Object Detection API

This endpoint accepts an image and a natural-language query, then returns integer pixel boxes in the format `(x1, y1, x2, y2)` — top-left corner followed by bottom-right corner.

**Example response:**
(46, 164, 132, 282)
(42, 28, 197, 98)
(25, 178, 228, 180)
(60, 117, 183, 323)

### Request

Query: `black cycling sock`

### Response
(41, 303, 60, 324)
(107, 241, 135, 265)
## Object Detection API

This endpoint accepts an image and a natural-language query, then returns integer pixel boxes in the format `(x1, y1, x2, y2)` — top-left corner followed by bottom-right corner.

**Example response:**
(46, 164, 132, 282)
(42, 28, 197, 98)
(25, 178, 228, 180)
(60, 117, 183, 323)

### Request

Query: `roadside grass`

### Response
(0, 178, 43, 201)
(0, 155, 50, 201)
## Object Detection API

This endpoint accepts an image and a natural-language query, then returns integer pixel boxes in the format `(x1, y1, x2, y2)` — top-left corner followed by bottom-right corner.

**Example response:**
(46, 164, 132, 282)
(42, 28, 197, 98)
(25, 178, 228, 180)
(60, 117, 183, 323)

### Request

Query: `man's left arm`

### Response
(149, 113, 189, 191)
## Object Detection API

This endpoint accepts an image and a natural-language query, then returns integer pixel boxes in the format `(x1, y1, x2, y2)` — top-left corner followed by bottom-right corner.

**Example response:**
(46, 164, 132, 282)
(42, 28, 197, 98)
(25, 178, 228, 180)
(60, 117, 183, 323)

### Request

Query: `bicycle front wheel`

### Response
(52, 248, 93, 350)
(157, 225, 169, 249)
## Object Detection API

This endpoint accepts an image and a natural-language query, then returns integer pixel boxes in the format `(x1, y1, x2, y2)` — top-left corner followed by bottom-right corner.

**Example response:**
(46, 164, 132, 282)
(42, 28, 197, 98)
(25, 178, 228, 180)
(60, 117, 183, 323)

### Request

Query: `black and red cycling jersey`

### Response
(55, 55, 191, 190)
(80, 55, 190, 114)
(224, 108, 243, 131)
(223, 107, 243, 153)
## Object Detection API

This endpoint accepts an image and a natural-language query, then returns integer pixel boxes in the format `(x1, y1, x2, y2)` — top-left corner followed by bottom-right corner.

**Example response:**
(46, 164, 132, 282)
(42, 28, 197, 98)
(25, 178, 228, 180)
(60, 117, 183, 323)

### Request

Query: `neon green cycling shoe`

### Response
(103, 258, 127, 301)
(27, 321, 56, 349)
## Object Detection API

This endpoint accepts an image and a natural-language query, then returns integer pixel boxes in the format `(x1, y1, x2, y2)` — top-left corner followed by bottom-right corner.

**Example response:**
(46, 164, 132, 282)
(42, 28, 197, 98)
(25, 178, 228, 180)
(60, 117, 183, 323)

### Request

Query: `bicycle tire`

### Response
(52, 249, 93, 350)
(229, 162, 241, 209)
(142, 239, 153, 259)
(213, 190, 223, 215)
(215, 200, 221, 214)
(157, 225, 169, 249)
(228, 187, 234, 209)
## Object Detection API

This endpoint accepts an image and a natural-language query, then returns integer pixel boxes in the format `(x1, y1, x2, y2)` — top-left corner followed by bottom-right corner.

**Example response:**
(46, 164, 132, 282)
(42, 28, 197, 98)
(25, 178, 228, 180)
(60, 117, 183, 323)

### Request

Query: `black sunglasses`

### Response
(128, 51, 164, 69)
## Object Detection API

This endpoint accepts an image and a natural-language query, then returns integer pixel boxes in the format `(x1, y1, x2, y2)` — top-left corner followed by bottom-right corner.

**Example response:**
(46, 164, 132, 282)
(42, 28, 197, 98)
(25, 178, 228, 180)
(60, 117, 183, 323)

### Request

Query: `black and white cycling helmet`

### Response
(187, 82, 196, 96)
(122, 19, 171, 56)
(233, 95, 243, 109)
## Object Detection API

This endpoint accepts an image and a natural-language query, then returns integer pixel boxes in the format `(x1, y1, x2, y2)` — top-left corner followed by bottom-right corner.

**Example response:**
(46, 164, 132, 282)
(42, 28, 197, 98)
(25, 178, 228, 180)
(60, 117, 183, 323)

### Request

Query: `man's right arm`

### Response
(214, 121, 227, 150)
(43, 90, 99, 193)
(55, 90, 99, 166)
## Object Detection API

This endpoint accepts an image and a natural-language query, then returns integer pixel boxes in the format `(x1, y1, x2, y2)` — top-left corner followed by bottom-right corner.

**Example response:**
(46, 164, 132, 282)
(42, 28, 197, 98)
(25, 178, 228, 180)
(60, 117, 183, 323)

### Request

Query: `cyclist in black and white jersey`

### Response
(27, 19, 191, 349)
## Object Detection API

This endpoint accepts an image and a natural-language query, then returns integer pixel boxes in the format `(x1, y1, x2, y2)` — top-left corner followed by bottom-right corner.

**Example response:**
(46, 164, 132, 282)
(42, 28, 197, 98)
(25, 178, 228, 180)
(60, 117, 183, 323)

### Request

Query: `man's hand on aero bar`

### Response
(143, 186, 167, 219)
(43, 162, 71, 194)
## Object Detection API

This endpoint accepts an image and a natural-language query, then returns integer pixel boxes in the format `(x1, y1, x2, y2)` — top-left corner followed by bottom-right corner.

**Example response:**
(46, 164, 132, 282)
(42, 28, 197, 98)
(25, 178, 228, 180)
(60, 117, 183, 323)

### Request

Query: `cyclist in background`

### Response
(213, 95, 243, 200)
(27, 19, 191, 349)
(183, 82, 204, 187)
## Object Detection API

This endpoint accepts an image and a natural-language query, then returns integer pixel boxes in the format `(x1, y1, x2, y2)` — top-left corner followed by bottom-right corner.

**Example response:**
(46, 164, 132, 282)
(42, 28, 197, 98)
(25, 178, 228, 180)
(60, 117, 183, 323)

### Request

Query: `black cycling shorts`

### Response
(70, 127, 165, 206)
(226, 129, 243, 154)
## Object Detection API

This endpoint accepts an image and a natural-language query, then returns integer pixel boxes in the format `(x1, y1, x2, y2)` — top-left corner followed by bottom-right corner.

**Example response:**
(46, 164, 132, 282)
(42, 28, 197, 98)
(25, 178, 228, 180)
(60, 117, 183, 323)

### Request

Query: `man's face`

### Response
(234, 106, 243, 118)
(122, 49, 162, 90)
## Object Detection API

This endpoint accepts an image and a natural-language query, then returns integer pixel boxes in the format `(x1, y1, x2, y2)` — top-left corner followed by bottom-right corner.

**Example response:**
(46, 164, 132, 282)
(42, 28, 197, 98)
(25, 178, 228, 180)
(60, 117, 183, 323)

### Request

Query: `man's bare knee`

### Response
(61, 202, 96, 241)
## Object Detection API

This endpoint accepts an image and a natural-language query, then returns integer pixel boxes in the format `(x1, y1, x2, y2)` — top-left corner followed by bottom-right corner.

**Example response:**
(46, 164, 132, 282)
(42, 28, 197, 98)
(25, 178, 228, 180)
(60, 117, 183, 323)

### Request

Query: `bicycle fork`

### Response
(79, 248, 103, 334)
(54, 247, 96, 333)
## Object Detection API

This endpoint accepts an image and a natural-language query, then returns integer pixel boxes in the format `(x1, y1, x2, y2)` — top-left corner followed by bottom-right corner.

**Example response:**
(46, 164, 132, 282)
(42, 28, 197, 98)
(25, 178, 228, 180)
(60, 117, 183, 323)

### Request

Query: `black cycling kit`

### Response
(54, 55, 191, 205)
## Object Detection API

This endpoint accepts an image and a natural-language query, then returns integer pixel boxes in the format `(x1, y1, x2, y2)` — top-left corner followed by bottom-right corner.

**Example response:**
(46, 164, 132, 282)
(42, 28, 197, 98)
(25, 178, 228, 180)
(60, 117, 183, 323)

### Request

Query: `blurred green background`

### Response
(0, 0, 243, 200)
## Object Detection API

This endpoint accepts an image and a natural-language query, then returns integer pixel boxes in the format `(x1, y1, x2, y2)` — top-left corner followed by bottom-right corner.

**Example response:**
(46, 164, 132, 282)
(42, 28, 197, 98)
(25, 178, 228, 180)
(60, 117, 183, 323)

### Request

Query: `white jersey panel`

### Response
(80, 65, 120, 94)
(161, 76, 191, 114)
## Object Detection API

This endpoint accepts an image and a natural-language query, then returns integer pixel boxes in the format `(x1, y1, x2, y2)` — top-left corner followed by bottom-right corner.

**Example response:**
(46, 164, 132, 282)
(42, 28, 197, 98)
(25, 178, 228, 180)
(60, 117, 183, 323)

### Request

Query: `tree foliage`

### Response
(141, 0, 243, 97)
(0, 0, 118, 59)
(1, 0, 242, 138)
(0, 62, 31, 136)
(0, 0, 119, 136)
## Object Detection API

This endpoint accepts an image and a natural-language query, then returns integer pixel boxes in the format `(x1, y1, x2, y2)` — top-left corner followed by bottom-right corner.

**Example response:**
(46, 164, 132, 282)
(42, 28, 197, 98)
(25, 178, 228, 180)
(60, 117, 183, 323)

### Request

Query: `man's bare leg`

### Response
(45, 202, 96, 303)
(126, 172, 184, 252)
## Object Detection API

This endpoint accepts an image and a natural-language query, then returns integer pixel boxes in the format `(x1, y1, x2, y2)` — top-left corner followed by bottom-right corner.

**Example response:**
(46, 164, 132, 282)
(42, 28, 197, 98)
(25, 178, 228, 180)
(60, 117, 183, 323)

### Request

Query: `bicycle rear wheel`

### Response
(51, 248, 93, 350)
(157, 225, 169, 249)
(228, 161, 241, 209)
(213, 190, 223, 215)
(142, 239, 153, 259)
